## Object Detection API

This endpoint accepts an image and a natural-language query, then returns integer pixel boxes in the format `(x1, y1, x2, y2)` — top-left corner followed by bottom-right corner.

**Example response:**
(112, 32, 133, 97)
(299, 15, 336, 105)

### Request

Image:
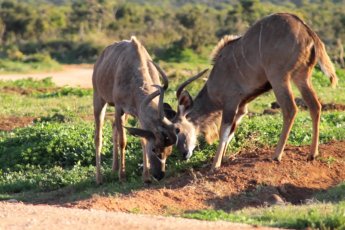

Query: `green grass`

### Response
(183, 202, 345, 229)
(0, 77, 56, 89)
(0, 92, 93, 117)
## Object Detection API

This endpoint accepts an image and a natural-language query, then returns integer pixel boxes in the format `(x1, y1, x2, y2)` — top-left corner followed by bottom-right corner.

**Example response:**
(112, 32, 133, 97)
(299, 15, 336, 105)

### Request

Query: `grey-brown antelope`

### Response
(173, 13, 338, 170)
(93, 36, 177, 184)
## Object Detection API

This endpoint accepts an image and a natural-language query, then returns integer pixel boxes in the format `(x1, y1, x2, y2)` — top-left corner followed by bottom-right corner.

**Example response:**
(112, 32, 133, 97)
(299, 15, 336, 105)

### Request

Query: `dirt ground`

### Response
(1, 141, 344, 229)
(0, 64, 93, 88)
(68, 141, 345, 215)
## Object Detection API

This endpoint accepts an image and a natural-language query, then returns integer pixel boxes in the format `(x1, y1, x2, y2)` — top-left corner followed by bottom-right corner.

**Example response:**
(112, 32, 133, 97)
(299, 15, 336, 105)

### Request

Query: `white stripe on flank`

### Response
(232, 51, 246, 79)
(259, 22, 263, 59)
(241, 41, 255, 71)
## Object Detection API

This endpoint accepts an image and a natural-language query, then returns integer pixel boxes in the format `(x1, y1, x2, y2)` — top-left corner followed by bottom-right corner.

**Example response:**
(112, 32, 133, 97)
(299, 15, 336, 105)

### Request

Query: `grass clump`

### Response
(37, 87, 93, 98)
(0, 77, 56, 89)
(0, 55, 61, 73)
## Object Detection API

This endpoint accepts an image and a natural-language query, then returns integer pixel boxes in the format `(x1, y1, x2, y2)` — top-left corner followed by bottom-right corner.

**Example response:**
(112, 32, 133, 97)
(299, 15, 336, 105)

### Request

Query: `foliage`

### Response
(0, 0, 344, 66)
(0, 56, 61, 73)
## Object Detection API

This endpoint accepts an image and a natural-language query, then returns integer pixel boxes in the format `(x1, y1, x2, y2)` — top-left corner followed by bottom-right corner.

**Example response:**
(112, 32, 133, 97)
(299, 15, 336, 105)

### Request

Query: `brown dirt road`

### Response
(0, 202, 276, 230)
(0, 65, 93, 88)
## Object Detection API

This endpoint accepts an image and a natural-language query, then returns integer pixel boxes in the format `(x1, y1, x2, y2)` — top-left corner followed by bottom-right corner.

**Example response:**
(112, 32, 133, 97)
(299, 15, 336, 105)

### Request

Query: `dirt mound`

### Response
(71, 141, 345, 215)
(0, 116, 35, 131)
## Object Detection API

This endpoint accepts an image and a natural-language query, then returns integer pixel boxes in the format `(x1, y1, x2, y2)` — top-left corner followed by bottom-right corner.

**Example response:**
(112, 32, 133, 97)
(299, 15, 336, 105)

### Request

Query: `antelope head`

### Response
(173, 69, 209, 160)
(126, 62, 178, 180)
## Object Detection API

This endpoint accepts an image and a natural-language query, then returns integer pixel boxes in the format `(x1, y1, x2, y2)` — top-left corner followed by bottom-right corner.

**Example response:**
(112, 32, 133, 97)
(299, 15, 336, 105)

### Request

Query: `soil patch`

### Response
(70, 141, 345, 215)
(1, 86, 58, 95)
(0, 64, 93, 88)
(0, 116, 35, 131)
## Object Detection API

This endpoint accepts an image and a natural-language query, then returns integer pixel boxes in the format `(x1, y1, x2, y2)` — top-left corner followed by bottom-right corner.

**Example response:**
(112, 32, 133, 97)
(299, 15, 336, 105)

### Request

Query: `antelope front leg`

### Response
(94, 97, 107, 185)
(115, 111, 127, 181)
(211, 107, 238, 170)
(222, 105, 248, 157)
(112, 124, 119, 173)
(141, 138, 151, 183)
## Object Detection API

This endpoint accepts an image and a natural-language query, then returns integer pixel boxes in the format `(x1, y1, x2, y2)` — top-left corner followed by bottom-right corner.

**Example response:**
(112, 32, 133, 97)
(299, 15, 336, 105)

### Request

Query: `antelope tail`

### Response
(293, 14, 338, 88)
(313, 34, 338, 88)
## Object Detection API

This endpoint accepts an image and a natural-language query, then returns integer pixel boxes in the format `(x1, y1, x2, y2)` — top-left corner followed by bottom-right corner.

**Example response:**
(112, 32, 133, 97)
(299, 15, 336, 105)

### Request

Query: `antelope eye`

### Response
(175, 128, 180, 134)
(152, 148, 156, 153)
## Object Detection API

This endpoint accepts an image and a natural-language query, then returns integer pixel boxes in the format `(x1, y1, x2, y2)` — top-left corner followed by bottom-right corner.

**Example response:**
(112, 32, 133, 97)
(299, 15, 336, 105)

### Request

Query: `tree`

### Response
(0, 1, 35, 44)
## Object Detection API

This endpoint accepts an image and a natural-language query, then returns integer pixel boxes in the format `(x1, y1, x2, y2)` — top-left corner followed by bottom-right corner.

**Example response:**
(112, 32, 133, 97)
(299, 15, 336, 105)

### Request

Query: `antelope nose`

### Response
(153, 171, 165, 181)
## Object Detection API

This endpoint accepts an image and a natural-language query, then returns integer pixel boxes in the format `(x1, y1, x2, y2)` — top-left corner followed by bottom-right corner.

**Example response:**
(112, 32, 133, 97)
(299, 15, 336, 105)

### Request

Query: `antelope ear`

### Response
(163, 103, 177, 121)
(125, 127, 155, 140)
(178, 91, 193, 116)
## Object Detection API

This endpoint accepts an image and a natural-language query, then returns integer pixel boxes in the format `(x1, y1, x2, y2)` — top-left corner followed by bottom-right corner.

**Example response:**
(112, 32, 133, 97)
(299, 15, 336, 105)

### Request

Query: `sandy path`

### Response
(0, 65, 93, 88)
(0, 202, 277, 230)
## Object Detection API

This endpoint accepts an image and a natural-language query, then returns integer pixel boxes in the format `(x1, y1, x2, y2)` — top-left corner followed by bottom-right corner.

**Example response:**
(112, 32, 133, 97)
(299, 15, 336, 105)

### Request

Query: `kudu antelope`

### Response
(173, 13, 338, 170)
(93, 36, 177, 184)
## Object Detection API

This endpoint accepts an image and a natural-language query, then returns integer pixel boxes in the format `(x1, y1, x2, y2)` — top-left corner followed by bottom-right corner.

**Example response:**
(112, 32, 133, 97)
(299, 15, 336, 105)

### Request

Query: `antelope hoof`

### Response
(307, 155, 316, 161)
(272, 154, 283, 162)
(210, 165, 221, 174)
(144, 177, 152, 184)
(143, 171, 151, 184)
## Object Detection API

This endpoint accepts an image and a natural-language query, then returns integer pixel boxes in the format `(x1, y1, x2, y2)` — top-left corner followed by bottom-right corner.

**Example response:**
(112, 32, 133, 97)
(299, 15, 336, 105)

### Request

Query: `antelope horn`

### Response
(176, 69, 209, 99)
(151, 61, 168, 90)
(140, 85, 165, 121)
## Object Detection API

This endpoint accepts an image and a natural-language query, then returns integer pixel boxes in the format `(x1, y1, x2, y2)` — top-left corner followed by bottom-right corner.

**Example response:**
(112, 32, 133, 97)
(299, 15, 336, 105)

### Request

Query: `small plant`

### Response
(319, 156, 337, 168)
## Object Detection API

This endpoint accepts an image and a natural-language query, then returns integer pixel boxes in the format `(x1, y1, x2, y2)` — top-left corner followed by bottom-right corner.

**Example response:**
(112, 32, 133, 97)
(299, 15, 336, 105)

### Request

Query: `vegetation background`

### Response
(0, 0, 345, 69)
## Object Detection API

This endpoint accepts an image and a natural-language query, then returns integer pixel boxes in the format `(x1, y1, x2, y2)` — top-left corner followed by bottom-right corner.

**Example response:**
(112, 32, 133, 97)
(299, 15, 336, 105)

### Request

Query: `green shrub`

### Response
(20, 40, 103, 64)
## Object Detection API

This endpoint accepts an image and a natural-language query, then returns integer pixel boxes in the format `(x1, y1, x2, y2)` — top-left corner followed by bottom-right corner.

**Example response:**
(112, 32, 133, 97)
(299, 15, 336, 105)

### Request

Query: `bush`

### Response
(20, 40, 103, 63)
